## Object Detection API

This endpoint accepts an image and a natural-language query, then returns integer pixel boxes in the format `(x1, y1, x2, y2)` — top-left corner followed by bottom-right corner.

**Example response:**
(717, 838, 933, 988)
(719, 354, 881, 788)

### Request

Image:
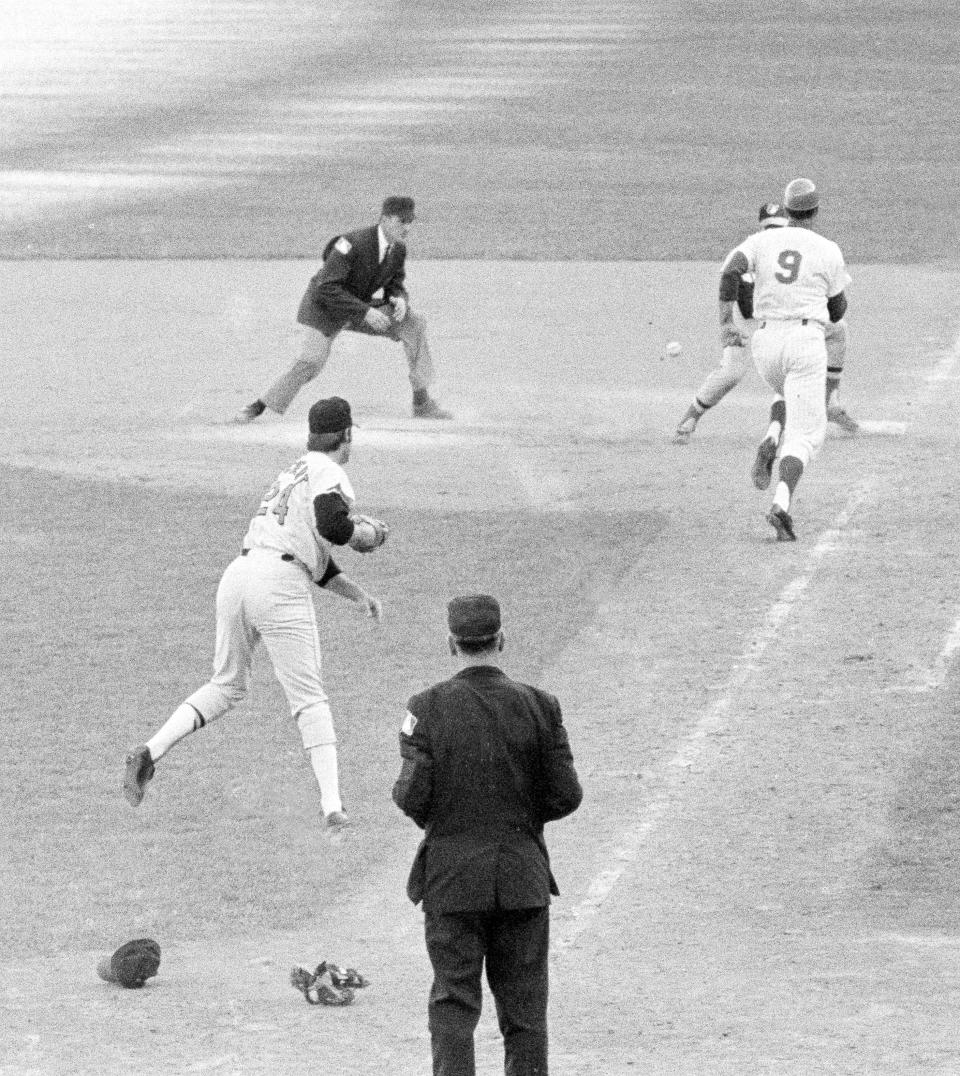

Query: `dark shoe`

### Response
(123, 746, 155, 806)
(672, 417, 697, 444)
(412, 397, 452, 420)
(751, 437, 778, 490)
(766, 505, 797, 542)
(232, 401, 265, 425)
(323, 810, 351, 840)
(827, 405, 859, 433)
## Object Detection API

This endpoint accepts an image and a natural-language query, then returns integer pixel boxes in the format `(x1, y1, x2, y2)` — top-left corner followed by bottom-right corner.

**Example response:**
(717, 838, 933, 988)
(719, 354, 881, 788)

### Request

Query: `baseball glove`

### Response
(97, 938, 161, 988)
(348, 514, 390, 553)
(290, 960, 370, 1006)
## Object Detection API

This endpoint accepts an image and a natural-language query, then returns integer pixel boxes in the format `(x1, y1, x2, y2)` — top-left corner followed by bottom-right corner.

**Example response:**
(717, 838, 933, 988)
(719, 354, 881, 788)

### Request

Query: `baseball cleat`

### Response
(123, 746, 155, 806)
(751, 437, 778, 490)
(412, 397, 452, 420)
(232, 401, 265, 425)
(672, 418, 697, 444)
(827, 405, 859, 433)
(323, 809, 351, 838)
(766, 505, 797, 542)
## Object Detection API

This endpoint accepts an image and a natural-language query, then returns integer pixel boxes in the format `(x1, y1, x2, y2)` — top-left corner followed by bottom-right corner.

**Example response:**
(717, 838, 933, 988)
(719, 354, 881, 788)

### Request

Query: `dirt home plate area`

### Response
(2, 2, 960, 1073)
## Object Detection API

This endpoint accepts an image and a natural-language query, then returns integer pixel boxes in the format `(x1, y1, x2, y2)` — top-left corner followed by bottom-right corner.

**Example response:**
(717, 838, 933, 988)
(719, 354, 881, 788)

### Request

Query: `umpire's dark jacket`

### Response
(297, 224, 408, 336)
(392, 666, 583, 914)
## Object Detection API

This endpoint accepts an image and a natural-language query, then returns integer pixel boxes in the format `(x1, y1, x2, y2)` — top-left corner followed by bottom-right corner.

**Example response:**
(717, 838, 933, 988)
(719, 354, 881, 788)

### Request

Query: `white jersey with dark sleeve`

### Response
(242, 452, 356, 582)
(735, 226, 851, 324)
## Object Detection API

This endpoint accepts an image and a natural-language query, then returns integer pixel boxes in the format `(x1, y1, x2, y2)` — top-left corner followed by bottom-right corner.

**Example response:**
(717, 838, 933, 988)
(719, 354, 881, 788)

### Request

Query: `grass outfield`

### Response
(1, 0, 958, 261)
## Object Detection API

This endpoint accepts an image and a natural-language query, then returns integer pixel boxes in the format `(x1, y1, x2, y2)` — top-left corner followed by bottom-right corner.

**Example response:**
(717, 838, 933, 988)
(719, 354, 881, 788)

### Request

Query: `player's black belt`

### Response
(241, 548, 296, 562)
(759, 318, 809, 327)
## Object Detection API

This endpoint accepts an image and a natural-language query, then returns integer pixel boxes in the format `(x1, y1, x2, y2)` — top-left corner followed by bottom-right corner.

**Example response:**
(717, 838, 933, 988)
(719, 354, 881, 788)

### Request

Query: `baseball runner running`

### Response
(719, 178, 851, 541)
(123, 397, 389, 832)
(674, 201, 858, 444)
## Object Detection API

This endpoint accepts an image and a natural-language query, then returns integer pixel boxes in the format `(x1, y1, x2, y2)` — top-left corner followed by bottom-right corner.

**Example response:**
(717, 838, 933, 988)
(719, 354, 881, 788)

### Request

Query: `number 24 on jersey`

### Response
(255, 460, 308, 526)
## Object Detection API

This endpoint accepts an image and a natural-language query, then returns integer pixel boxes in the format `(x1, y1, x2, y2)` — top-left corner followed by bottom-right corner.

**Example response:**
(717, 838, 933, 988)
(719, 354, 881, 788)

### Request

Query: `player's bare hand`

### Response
(389, 296, 407, 323)
(720, 326, 746, 349)
(363, 307, 392, 333)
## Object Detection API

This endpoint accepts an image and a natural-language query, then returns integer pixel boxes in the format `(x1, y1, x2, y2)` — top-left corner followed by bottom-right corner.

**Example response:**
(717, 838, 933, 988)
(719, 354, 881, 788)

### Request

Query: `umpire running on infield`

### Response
(392, 595, 582, 1076)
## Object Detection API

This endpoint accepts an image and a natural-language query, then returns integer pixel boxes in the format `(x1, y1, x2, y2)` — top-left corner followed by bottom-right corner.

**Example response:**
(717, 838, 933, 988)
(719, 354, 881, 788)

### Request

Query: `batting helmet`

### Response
(758, 202, 787, 228)
(783, 177, 819, 213)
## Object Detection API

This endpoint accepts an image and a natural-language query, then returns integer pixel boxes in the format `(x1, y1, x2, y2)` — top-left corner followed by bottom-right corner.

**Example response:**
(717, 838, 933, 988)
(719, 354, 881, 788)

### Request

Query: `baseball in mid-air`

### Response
(665, 340, 683, 357)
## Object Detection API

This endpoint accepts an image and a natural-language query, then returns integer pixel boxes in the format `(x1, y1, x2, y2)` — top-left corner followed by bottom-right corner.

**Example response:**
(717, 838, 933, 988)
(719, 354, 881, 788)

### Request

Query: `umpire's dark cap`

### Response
(448, 595, 501, 642)
(308, 396, 353, 434)
(381, 195, 416, 222)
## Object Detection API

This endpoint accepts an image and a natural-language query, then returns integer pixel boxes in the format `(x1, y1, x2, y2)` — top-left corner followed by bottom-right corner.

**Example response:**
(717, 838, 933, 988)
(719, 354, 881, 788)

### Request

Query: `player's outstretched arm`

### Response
(321, 572, 382, 620)
(719, 300, 746, 348)
(719, 250, 749, 348)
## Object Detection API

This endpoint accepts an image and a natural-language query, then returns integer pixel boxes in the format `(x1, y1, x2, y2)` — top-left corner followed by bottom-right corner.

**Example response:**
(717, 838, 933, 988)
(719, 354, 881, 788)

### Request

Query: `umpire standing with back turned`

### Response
(392, 595, 583, 1076)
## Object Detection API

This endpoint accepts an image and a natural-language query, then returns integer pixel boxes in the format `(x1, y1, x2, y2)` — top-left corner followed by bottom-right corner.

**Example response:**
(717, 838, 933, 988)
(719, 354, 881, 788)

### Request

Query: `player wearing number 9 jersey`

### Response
(719, 177, 850, 541)
(122, 397, 382, 833)
(672, 201, 857, 444)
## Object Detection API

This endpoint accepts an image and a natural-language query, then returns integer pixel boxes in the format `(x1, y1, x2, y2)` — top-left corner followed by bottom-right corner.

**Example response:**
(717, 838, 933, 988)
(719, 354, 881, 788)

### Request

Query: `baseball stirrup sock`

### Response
(146, 704, 205, 761)
(309, 745, 343, 815)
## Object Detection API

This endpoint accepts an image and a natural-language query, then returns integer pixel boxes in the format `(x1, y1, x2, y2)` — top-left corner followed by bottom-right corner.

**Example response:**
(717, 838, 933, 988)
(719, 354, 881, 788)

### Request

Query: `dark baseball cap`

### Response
(381, 195, 416, 222)
(447, 594, 501, 642)
(759, 202, 787, 228)
(783, 177, 819, 213)
(308, 396, 353, 434)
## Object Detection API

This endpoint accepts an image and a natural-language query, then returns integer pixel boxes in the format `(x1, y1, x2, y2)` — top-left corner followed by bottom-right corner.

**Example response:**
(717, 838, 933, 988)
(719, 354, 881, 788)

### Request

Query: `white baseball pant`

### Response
(184, 550, 336, 750)
(697, 317, 845, 410)
(750, 321, 828, 467)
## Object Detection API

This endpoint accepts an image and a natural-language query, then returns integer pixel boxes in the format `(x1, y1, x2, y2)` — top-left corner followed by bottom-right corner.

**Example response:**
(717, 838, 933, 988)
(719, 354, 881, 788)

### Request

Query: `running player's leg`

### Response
(237, 326, 335, 421)
(674, 343, 751, 442)
(674, 315, 754, 442)
(254, 565, 345, 821)
(768, 327, 828, 538)
(750, 395, 786, 491)
(124, 557, 257, 804)
(824, 320, 858, 432)
(747, 326, 787, 491)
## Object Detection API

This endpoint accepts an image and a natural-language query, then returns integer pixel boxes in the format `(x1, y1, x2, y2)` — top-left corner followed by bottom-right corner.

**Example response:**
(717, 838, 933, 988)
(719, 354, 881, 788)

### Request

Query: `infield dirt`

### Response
(2, 1, 960, 1073)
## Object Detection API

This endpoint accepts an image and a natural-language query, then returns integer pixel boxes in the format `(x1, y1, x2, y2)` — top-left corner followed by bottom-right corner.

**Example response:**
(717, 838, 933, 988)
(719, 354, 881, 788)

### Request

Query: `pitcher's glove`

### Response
(97, 938, 161, 988)
(348, 514, 390, 553)
(290, 961, 370, 1006)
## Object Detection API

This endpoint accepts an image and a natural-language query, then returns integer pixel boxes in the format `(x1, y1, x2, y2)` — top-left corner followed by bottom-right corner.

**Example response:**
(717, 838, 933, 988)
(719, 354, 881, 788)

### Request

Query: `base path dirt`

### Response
(1, 260, 959, 1073)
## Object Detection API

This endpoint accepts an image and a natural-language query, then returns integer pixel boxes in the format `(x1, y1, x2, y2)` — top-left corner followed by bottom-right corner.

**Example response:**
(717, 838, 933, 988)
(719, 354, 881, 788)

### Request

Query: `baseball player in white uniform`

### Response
(123, 397, 388, 833)
(673, 202, 857, 444)
(719, 178, 851, 541)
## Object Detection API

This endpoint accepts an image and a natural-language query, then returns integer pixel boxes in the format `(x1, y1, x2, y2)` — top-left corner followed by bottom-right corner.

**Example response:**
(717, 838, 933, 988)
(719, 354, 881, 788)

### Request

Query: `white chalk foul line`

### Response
(553, 480, 877, 954)
(887, 607, 960, 694)
(886, 328, 960, 693)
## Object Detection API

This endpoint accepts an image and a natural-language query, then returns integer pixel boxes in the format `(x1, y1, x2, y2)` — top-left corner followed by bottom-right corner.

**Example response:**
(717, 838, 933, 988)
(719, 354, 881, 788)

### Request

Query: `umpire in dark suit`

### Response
(393, 595, 582, 1076)
(234, 195, 451, 423)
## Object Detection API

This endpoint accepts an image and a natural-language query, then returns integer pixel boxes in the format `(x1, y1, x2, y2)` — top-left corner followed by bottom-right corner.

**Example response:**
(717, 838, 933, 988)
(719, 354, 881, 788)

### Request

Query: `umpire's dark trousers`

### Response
(424, 905, 549, 1076)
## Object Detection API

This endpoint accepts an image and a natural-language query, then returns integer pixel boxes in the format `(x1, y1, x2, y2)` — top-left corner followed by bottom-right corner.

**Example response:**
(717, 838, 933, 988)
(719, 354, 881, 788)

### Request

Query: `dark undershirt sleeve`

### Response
(719, 251, 749, 301)
(316, 556, 342, 587)
(827, 291, 847, 322)
(313, 491, 356, 546)
(736, 279, 755, 320)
